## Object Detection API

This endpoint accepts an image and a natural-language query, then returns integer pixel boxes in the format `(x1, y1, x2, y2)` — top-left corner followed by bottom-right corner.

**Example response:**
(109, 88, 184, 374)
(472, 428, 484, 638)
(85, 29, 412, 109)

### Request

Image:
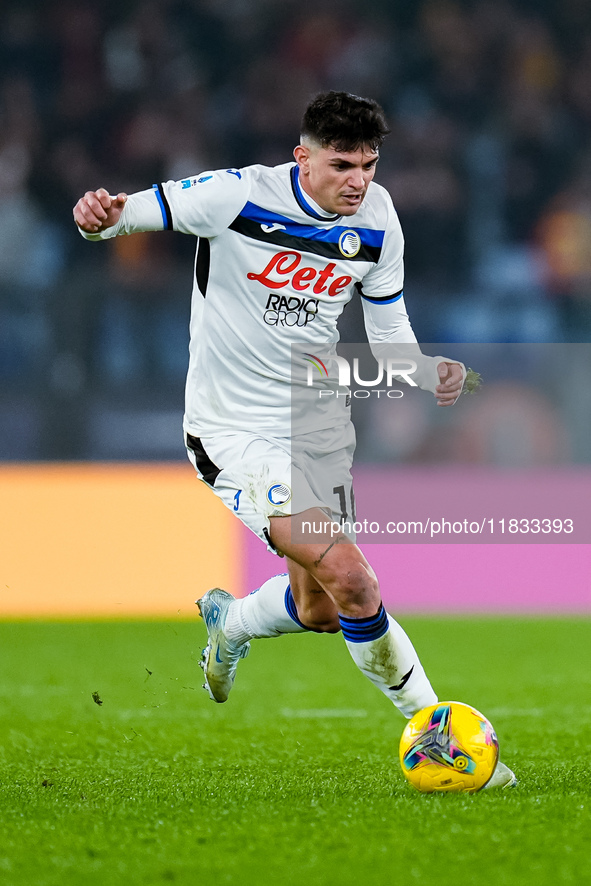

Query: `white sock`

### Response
(224, 574, 308, 645)
(339, 605, 437, 718)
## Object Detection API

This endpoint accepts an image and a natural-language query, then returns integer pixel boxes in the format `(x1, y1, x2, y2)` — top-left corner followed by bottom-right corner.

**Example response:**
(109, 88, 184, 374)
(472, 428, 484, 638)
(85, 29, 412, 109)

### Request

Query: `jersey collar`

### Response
(290, 165, 341, 223)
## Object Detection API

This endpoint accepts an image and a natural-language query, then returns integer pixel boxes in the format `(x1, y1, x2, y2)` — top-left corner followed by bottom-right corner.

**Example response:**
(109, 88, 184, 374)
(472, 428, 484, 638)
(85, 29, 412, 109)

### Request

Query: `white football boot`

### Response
(196, 588, 250, 703)
(483, 760, 517, 790)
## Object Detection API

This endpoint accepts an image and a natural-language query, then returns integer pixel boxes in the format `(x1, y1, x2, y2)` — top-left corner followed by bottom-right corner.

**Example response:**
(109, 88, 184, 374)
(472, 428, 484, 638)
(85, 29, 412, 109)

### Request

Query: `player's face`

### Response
(294, 143, 379, 216)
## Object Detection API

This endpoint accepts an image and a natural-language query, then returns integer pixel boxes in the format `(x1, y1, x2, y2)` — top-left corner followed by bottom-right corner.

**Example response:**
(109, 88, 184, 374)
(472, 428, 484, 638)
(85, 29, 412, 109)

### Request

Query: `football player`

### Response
(74, 91, 514, 788)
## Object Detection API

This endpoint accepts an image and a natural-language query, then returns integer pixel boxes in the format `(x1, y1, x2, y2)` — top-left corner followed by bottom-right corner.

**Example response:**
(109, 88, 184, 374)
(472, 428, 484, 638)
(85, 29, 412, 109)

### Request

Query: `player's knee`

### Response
(317, 557, 379, 610)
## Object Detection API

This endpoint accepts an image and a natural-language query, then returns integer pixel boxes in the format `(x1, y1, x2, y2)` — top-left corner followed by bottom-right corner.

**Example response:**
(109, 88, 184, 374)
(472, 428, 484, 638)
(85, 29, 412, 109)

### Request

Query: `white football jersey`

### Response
(81, 162, 447, 435)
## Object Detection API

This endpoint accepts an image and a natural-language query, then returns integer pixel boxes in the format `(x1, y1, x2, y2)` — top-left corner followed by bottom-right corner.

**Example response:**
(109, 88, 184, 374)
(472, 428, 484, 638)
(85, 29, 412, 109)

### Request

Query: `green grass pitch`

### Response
(0, 617, 590, 886)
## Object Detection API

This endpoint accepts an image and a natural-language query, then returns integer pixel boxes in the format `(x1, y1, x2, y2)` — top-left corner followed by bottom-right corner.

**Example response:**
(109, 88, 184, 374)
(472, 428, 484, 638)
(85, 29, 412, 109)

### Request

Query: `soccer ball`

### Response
(399, 701, 499, 793)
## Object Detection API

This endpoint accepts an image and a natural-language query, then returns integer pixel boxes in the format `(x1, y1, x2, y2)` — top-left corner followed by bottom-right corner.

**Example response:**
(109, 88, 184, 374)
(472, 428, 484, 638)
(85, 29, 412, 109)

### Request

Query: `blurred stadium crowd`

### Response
(1, 0, 591, 459)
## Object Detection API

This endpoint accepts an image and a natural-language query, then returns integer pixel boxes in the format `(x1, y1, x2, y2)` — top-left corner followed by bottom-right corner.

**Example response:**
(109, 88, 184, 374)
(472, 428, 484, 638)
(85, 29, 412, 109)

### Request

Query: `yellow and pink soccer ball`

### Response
(399, 701, 499, 793)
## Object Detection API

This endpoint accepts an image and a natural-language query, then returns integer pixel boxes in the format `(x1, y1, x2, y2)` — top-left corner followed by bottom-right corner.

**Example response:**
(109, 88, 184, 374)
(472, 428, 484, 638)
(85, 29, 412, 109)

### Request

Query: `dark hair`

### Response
(301, 91, 390, 152)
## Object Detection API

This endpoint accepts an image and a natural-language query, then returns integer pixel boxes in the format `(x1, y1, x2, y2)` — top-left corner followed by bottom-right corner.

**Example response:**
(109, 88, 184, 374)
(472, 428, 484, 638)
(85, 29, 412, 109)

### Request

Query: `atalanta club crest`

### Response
(267, 484, 292, 506)
(338, 230, 361, 257)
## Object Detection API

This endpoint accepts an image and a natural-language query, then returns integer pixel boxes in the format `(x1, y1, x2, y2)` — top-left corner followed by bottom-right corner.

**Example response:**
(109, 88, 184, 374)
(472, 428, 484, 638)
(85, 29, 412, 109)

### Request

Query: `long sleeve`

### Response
(77, 168, 251, 242)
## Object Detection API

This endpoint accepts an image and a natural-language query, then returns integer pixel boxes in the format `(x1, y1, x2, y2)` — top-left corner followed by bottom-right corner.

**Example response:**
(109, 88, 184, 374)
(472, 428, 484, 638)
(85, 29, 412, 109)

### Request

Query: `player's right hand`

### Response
(73, 188, 128, 233)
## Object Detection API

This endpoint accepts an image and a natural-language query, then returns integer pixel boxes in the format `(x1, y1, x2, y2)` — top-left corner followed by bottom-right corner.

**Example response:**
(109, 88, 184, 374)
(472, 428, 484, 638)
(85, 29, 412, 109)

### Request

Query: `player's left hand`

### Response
(435, 362, 464, 406)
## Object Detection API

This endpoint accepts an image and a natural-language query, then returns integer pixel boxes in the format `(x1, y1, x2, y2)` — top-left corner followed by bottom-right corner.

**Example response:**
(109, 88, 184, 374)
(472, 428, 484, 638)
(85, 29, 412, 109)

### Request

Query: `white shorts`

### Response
(185, 423, 356, 552)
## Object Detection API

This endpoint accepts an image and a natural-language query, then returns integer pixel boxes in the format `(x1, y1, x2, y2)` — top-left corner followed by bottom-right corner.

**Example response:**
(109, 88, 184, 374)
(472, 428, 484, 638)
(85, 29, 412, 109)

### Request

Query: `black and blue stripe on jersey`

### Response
(152, 183, 173, 230)
(354, 282, 404, 305)
(229, 201, 383, 263)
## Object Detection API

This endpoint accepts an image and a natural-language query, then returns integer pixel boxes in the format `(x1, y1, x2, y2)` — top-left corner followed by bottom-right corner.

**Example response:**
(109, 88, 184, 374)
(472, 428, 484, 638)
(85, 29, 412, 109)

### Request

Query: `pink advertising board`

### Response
(242, 468, 591, 613)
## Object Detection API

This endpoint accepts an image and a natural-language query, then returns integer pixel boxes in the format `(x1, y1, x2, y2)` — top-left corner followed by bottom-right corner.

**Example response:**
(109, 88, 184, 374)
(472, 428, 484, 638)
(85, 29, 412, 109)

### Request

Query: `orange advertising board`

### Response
(0, 464, 241, 618)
